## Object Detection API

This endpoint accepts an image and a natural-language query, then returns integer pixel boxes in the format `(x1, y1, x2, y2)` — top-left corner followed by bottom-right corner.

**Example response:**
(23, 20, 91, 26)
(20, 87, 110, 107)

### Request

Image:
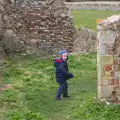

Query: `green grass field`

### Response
(1, 53, 97, 120)
(1, 53, 120, 120)
(72, 10, 120, 30)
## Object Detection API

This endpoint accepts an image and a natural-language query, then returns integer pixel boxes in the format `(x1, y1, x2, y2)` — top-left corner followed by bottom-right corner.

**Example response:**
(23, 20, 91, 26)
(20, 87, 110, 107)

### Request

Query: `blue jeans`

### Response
(56, 81, 68, 98)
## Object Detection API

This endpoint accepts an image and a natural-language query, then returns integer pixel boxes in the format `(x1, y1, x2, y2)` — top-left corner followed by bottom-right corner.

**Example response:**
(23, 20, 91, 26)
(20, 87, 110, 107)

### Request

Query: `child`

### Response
(54, 50, 74, 100)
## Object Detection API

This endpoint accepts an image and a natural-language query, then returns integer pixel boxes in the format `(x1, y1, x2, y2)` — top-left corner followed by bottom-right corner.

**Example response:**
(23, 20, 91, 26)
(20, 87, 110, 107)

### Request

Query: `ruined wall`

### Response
(74, 27, 96, 53)
(24, 0, 75, 54)
(66, 2, 120, 11)
(97, 15, 120, 103)
(0, 0, 5, 71)
(0, 0, 98, 57)
(0, 0, 76, 56)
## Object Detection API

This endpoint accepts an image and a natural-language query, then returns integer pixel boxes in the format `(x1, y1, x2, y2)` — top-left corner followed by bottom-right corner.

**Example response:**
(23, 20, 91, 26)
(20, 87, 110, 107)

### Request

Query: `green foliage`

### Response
(5, 111, 45, 120)
(74, 101, 120, 120)
(1, 90, 19, 102)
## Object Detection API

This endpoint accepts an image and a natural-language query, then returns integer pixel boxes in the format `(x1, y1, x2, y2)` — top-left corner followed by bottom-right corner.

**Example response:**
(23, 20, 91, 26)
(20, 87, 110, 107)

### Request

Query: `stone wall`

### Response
(0, 0, 98, 57)
(24, 0, 75, 54)
(0, 0, 5, 72)
(97, 15, 120, 104)
(74, 27, 96, 53)
(0, 0, 76, 56)
(65, 2, 120, 11)
(0, 0, 102, 58)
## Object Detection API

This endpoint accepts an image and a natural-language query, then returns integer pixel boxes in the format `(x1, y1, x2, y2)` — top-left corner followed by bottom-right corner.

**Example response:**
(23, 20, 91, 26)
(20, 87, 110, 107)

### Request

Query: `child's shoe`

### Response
(63, 95, 70, 98)
(56, 96, 62, 100)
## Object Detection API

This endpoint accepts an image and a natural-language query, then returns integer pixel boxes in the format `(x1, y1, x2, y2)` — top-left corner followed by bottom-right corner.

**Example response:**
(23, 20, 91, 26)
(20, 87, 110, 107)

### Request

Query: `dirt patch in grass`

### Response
(0, 84, 12, 91)
(0, 76, 12, 91)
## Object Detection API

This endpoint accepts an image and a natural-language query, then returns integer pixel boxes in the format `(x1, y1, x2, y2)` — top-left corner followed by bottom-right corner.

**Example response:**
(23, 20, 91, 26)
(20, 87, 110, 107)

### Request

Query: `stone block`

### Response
(97, 30, 116, 44)
(102, 85, 113, 98)
(98, 44, 107, 55)
(102, 64, 114, 80)
(106, 44, 114, 55)
(101, 79, 109, 86)
(100, 56, 113, 65)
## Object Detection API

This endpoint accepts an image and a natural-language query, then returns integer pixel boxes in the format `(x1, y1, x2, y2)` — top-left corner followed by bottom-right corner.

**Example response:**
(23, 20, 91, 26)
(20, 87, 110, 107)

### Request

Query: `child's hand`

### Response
(70, 73, 74, 78)
(73, 74, 75, 78)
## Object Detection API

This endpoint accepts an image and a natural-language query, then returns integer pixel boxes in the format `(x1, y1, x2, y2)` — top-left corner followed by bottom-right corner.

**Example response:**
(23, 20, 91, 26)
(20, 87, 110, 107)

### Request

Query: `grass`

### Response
(72, 10, 120, 30)
(0, 52, 120, 120)
(0, 53, 97, 120)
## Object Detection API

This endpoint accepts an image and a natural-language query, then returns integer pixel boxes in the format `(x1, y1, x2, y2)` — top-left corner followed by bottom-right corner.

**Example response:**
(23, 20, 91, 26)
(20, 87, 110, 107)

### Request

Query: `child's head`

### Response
(59, 50, 68, 61)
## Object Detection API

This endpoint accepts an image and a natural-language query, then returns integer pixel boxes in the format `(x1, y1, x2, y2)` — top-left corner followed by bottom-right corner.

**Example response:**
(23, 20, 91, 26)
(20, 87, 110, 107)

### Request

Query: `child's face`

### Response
(61, 53, 68, 61)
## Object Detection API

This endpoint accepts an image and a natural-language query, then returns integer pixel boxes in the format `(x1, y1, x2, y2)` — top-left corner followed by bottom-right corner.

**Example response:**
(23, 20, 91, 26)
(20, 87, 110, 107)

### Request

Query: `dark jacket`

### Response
(54, 58, 74, 84)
